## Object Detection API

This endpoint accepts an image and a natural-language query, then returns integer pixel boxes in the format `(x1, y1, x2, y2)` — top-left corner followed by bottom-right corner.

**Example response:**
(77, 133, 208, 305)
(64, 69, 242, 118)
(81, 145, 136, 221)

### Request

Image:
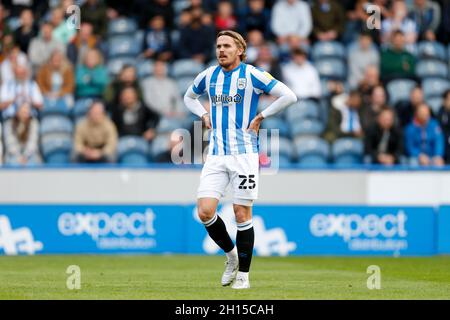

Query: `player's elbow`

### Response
(287, 90, 297, 105)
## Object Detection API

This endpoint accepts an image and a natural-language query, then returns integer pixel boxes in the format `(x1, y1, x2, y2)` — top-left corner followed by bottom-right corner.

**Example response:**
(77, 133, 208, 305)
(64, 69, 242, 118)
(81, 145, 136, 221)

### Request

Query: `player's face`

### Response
(216, 35, 242, 68)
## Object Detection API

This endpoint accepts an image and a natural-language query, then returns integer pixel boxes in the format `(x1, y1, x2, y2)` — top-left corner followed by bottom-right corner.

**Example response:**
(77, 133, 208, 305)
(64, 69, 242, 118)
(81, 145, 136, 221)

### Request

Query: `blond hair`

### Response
(217, 30, 247, 61)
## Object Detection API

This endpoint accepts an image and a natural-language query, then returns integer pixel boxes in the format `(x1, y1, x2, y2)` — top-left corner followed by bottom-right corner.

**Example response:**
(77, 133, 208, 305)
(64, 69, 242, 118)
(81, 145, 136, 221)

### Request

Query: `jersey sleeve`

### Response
(249, 67, 278, 94)
(192, 69, 208, 95)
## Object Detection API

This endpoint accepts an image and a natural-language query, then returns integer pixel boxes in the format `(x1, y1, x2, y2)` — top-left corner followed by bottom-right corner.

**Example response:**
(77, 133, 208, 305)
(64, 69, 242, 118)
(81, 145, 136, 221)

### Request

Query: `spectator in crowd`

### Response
(73, 100, 118, 163)
(112, 86, 160, 141)
(311, 0, 346, 41)
(342, 0, 374, 44)
(254, 44, 283, 82)
(141, 60, 185, 118)
(361, 85, 389, 131)
(13, 9, 38, 54)
(238, 0, 271, 37)
(381, 0, 417, 50)
(436, 90, 450, 163)
(380, 30, 416, 83)
(80, 0, 108, 37)
(51, 6, 77, 45)
(215, 0, 238, 31)
(245, 29, 265, 64)
(1, 0, 49, 20)
(75, 48, 108, 98)
(324, 90, 364, 143)
(357, 65, 381, 105)
(3, 102, 41, 165)
(396, 86, 425, 127)
(142, 15, 172, 61)
(0, 45, 28, 84)
(281, 48, 321, 100)
(408, 0, 441, 41)
(0, 62, 43, 119)
(271, 0, 312, 46)
(134, 0, 175, 31)
(365, 107, 403, 165)
(67, 22, 101, 66)
(104, 65, 142, 108)
(405, 103, 444, 166)
(0, 33, 14, 65)
(28, 22, 65, 72)
(348, 32, 380, 89)
(36, 49, 75, 107)
(0, 4, 11, 45)
(177, 8, 215, 63)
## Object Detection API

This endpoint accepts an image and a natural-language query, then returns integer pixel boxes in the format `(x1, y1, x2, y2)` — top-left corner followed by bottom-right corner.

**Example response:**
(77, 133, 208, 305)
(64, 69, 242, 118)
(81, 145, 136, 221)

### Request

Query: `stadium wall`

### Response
(0, 168, 449, 256)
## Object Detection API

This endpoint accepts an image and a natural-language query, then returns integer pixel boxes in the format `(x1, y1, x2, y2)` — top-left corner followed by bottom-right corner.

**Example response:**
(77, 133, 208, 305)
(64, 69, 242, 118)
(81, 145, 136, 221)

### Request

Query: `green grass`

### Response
(0, 255, 449, 299)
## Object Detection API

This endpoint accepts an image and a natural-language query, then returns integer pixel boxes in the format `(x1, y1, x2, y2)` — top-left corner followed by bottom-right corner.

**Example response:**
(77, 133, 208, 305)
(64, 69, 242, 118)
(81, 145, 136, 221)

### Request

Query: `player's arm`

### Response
(248, 68, 297, 131)
(183, 70, 211, 128)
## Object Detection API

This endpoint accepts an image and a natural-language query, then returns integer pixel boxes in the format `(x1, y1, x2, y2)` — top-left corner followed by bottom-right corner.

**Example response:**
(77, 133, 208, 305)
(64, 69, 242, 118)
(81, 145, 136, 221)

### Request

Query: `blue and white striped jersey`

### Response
(192, 62, 278, 155)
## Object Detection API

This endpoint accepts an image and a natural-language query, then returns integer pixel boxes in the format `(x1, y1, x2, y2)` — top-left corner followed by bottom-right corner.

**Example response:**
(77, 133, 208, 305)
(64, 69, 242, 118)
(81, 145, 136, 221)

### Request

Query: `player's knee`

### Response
(197, 205, 215, 222)
(234, 205, 251, 223)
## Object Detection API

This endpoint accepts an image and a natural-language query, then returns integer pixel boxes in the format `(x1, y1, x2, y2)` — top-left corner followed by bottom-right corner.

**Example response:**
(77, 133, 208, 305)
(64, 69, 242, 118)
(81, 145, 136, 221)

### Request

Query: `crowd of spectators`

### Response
(0, 0, 449, 167)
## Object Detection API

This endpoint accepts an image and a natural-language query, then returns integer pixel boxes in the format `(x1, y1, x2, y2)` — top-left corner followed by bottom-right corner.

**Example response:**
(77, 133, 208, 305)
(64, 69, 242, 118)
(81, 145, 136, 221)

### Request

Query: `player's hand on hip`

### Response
(247, 113, 264, 134)
(202, 113, 212, 129)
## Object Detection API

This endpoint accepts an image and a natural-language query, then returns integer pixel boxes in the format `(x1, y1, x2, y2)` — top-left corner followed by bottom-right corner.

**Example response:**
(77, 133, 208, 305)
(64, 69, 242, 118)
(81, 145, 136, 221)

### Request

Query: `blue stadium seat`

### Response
(150, 134, 171, 160)
(314, 58, 346, 80)
(260, 117, 290, 138)
(171, 59, 205, 77)
(176, 76, 194, 96)
(262, 136, 294, 161)
(108, 36, 141, 59)
(136, 59, 154, 79)
(285, 100, 320, 123)
(294, 136, 330, 166)
(157, 117, 189, 134)
(117, 136, 149, 165)
(72, 98, 93, 121)
(289, 119, 325, 138)
(422, 78, 450, 99)
(416, 59, 448, 79)
(108, 18, 138, 36)
(332, 138, 364, 165)
(107, 57, 136, 76)
(427, 97, 443, 114)
(417, 41, 447, 61)
(40, 115, 73, 136)
(40, 135, 72, 164)
(386, 79, 417, 105)
(311, 41, 346, 61)
(41, 98, 71, 118)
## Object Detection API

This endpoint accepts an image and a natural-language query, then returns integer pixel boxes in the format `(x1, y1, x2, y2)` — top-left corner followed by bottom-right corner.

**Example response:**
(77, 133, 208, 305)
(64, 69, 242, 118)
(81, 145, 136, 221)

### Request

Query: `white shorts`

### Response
(197, 153, 259, 206)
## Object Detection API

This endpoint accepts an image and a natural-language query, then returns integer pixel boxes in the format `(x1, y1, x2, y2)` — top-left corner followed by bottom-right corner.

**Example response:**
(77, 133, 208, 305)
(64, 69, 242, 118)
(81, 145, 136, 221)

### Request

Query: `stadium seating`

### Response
(263, 136, 295, 162)
(294, 136, 330, 166)
(422, 78, 450, 99)
(108, 36, 142, 59)
(40, 115, 73, 137)
(331, 138, 364, 165)
(176, 76, 195, 96)
(311, 41, 346, 61)
(260, 117, 290, 138)
(386, 79, 417, 105)
(427, 96, 443, 115)
(107, 18, 138, 37)
(40, 135, 72, 164)
(41, 98, 71, 118)
(417, 41, 447, 62)
(107, 57, 136, 76)
(150, 133, 171, 160)
(72, 98, 94, 122)
(416, 59, 449, 79)
(156, 116, 191, 134)
(285, 100, 320, 123)
(136, 59, 154, 79)
(314, 58, 346, 80)
(171, 59, 205, 78)
(289, 119, 325, 138)
(117, 136, 150, 165)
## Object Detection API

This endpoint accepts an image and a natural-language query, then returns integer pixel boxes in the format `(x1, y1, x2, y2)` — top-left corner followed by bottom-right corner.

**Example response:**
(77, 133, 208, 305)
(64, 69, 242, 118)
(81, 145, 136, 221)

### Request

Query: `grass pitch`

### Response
(0, 255, 449, 299)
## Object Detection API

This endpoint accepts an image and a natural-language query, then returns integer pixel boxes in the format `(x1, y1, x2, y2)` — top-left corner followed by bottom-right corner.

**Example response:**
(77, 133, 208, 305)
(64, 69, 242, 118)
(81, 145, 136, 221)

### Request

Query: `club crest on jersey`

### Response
(237, 78, 247, 90)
